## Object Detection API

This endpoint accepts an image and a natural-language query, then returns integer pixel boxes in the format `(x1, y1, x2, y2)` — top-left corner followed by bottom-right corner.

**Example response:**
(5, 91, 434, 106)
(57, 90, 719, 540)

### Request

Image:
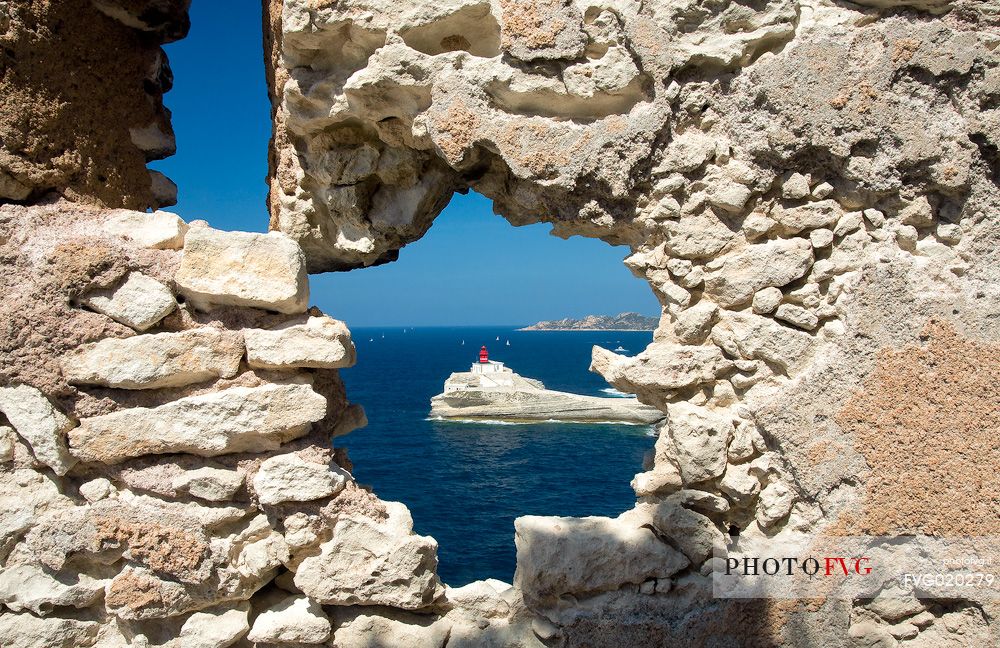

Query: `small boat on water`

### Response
(613, 345, 627, 352)
(506, 339, 511, 346)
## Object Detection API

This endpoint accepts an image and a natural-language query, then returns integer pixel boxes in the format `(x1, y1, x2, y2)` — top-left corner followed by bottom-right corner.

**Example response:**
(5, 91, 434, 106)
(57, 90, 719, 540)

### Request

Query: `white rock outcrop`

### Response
(0, 613, 98, 648)
(330, 607, 452, 648)
(1, 0, 998, 642)
(590, 344, 731, 406)
(702, 239, 814, 308)
(665, 402, 735, 485)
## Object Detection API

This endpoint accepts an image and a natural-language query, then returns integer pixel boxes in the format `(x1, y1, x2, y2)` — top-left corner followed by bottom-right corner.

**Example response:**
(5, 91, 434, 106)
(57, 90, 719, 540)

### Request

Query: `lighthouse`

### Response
(469, 345, 507, 377)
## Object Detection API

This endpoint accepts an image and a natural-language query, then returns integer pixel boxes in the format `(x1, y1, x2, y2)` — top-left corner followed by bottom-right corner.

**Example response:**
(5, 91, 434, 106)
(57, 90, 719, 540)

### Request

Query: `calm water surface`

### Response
(339, 327, 655, 586)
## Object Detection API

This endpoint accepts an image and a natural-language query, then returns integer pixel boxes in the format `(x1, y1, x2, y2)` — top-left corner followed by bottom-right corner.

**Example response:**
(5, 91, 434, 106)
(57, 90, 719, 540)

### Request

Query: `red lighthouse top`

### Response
(479, 346, 489, 363)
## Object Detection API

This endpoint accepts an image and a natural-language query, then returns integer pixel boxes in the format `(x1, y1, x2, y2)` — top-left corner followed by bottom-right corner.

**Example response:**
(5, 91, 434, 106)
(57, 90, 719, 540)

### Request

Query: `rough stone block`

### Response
(245, 315, 355, 370)
(175, 228, 309, 314)
(68, 383, 327, 463)
(0, 385, 77, 475)
(62, 328, 243, 390)
(82, 272, 176, 331)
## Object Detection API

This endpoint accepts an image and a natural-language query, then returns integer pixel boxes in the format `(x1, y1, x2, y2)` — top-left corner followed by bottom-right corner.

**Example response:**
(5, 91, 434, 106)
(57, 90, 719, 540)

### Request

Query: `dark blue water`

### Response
(339, 327, 655, 586)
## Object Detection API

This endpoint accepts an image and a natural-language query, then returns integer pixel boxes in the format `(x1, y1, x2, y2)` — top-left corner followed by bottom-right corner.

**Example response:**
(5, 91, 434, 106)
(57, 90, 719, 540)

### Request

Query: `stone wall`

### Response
(0, 0, 188, 209)
(0, 202, 544, 647)
(0, 0, 998, 646)
(264, 0, 1000, 645)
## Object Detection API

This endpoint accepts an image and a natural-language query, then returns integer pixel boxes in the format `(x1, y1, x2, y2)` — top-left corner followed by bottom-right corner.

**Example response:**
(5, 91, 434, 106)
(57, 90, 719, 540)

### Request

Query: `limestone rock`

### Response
(661, 211, 737, 259)
(253, 453, 350, 505)
(172, 467, 244, 502)
(0, 566, 105, 615)
(0, 385, 76, 475)
(756, 480, 795, 528)
(809, 228, 834, 249)
(244, 315, 356, 370)
(0, 469, 74, 558)
(69, 383, 327, 463)
(514, 512, 688, 604)
(101, 210, 188, 249)
(714, 312, 814, 375)
(720, 464, 761, 506)
(330, 607, 452, 648)
(247, 595, 331, 645)
(708, 181, 752, 213)
(175, 227, 309, 314)
(0, 613, 99, 648)
(62, 328, 243, 390)
(937, 223, 962, 244)
(0, 426, 14, 462)
(295, 503, 442, 610)
(899, 196, 934, 227)
(673, 302, 718, 344)
(78, 478, 112, 502)
(864, 208, 886, 228)
(81, 271, 176, 331)
(591, 344, 731, 406)
(665, 489, 731, 515)
(631, 466, 683, 497)
(666, 402, 735, 484)
(751, 287, 783, 315)
(781, 173, 811, 200)
(703, 239, 813, 308)
(175, 604, 250, 648)
(834, 211, 864, 237)
(769, 200, 843, 235)
(774, 304, 819, 331)
(649, 501, 725, 565)
(446, 579, 512, 619)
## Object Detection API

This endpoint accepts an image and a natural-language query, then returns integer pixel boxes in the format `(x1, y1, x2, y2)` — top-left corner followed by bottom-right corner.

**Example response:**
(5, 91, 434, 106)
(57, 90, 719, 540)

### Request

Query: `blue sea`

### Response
(339, 327, 656, 586)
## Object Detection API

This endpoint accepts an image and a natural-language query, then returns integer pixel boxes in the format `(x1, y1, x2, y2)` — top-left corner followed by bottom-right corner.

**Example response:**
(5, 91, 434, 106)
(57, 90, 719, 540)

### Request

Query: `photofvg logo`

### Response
(725, 555, 872, 578)
(712, 535, 1000, 600)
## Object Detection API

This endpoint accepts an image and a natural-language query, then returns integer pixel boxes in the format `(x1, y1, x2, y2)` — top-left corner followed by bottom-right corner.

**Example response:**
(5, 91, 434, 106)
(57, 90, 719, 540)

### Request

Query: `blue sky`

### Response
(150, 4, 658, 327)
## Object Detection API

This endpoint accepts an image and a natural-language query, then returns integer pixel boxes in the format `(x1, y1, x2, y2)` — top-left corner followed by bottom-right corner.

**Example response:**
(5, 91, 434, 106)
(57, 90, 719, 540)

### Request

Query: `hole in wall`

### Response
(313, 191, 662, 585)
(150, 1, 662, 588)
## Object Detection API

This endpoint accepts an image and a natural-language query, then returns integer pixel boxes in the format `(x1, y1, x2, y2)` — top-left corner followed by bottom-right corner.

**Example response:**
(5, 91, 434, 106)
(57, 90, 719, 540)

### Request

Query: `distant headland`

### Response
(518, 312, 658, 331)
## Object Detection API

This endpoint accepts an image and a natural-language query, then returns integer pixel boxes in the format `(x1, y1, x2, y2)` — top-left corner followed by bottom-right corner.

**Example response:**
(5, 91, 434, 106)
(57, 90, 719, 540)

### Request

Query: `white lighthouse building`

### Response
(443, 346, 515, 391)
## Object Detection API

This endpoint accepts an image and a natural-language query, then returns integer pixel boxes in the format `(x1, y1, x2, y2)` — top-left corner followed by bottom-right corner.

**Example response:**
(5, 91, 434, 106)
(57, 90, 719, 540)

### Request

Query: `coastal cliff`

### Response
(519, 313, 658, 331)
(429, 366, 664, 424)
